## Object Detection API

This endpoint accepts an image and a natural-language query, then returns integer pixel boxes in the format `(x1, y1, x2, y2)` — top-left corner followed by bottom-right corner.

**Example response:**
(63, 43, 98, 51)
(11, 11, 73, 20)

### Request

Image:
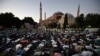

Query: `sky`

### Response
(0, 0, 100, 22)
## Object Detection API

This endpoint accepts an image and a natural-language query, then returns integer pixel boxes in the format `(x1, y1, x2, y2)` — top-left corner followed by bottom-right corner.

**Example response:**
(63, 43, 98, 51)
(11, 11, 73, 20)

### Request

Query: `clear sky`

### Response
(0, 0, 100, 22)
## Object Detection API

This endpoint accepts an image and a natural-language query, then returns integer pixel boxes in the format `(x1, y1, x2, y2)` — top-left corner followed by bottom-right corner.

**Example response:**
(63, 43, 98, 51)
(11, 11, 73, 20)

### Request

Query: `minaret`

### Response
(77, 4, 80, 17)
(39, 1, 42, 26)
(44, 12, 46, 20)
(44, 12, 47, 26)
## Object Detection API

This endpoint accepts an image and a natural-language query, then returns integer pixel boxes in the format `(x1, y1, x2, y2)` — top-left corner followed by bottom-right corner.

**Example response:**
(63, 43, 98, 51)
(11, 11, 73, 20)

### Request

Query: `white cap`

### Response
(53, 44, 57, 47)
(24, 47, 29, 52)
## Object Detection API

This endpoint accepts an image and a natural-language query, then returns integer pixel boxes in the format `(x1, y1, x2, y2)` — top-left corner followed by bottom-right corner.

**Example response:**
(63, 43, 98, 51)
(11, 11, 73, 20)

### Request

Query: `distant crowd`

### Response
(0, 29, 100, 56)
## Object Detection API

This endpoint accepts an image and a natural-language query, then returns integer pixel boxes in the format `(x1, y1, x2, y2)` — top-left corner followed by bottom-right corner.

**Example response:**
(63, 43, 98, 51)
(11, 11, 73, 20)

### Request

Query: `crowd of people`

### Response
(0, 28, 100, 56)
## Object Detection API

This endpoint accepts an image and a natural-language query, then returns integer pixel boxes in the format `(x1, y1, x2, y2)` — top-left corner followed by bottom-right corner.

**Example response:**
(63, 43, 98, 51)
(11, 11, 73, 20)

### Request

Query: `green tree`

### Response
(22, 17, 37, 26)
(75, 14, 84, 28)
(63, 13, 68, 30)
(0, 12, 22, 28)
(85, 13, 100, 27)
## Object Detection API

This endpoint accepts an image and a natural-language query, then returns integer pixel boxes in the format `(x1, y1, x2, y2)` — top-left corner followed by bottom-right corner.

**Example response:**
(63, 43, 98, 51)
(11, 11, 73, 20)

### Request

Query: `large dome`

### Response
(65, 13, 74, 19)
(53, 11, 64, 15)
(60, 13, 74, 20)
(59, 13, 75, 27)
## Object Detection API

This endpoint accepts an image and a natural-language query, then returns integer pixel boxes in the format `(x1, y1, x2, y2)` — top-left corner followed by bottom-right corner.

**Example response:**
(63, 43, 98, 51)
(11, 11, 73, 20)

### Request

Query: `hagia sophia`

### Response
(39, 1, 80, 28)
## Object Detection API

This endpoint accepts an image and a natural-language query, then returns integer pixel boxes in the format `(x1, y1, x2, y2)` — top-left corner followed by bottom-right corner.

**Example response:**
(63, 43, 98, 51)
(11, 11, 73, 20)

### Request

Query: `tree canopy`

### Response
(85, 13, 100, 27)
(0, 12, 22, 28)
(22, 17, 37, 26)
(0, 12, 38, 29)
(63, 13, 68, 30)
(74, 13, 100, 28)
(75, 14, 84, 28)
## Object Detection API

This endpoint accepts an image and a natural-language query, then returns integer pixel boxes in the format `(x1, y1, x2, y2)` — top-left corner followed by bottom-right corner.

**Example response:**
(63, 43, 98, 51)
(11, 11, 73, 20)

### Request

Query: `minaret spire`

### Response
(39, 0, 42, 26)
(77, 3, 80, 17)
